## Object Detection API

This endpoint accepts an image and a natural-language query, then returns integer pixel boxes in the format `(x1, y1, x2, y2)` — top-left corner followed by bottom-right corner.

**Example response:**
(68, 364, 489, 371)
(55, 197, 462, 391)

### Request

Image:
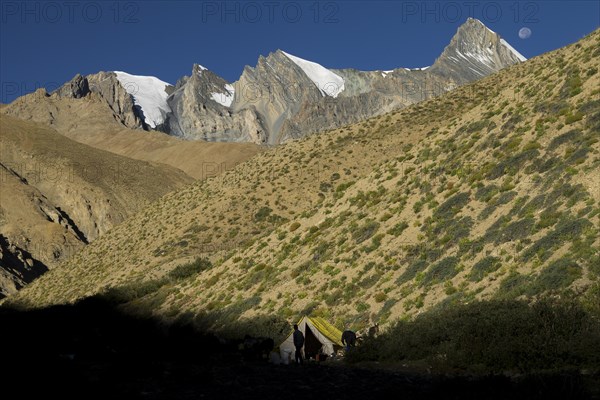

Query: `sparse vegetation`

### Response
(4, 28, 599, 342)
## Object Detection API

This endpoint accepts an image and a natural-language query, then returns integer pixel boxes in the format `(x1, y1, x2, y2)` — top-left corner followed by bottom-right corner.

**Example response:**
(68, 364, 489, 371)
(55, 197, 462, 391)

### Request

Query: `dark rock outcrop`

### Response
(55, 74, 90, 99)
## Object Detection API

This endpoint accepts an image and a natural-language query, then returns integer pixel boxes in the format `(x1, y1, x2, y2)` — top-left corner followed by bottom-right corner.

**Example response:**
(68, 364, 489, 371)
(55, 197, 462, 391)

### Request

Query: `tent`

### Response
(279, 316, 343, 361)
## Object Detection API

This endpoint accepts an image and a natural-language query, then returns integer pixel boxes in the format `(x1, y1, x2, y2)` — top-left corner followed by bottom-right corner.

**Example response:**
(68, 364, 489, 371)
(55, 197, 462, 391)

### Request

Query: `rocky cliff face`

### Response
(278, 68, 442, 142)
(0, 234, 50, 298)
(231, 50, 326, 144)
(85, 72, 147, 129)
(54, 73, 90, 99)
(0, 161, 84, 298)
(166, 64, 266, 143)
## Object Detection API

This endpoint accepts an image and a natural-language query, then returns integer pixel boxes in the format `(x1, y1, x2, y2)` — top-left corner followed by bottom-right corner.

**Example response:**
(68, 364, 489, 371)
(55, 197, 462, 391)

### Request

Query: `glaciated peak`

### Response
(428, 18, 526, 83)
(460, 18, 526, 62)
(113, 71, 172, 128)
(281, 51, 345, 98)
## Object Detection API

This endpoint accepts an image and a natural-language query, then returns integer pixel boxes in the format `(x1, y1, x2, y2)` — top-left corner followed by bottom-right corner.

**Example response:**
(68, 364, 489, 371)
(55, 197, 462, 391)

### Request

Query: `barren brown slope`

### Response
(1, 90, 261, 179)
(63, 127, 262, 181)
(0, 115, 193, 297)
(6, 30, 600, 332)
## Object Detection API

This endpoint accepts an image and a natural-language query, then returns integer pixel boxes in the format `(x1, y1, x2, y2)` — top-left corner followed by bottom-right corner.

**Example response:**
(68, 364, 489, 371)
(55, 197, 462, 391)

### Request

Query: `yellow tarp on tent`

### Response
(279, 316, 343, 360)
(306, 316, 343, 347)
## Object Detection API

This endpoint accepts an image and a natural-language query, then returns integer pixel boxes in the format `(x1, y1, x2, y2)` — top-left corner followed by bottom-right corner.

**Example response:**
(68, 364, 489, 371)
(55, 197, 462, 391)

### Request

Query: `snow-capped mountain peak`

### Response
(51, 18, 526, 144)
(429, 17, 527, 83)
(113, 71, 172, 128)
(470, 17, 527, 62)
(281, 51, 345, 98)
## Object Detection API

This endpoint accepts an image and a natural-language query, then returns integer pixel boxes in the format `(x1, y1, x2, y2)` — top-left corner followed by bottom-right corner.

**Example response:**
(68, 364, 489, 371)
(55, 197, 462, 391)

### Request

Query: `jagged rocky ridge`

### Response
(50, 18, 526, 145)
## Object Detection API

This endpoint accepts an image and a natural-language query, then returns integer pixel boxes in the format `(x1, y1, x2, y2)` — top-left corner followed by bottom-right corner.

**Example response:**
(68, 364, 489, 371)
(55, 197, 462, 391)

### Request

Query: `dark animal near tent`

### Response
(368, 323, 379, 337)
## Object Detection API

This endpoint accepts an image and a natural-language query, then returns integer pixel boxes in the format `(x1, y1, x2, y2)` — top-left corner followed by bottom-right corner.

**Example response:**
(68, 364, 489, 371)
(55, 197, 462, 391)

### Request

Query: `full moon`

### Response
(519, 27, 532, 39)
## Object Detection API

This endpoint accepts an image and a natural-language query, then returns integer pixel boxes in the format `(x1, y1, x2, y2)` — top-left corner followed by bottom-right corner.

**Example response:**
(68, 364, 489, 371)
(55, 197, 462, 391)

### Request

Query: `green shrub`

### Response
(565, 111, 584, 124)
(352, 220, 380, 244)
(374, 292, 387, 303)
(434, 192, 470, 219)
(358, 272, 382, 289)
(497, 272, 528, 299)
(356, 301, 369, 312)
(432, 215, 473, 245)
(495, 217, 535, 244)
(565, 147, 589, 165)
(396, 259, 427, 285)
(312, 241, 332, 261)
(254, 206, 272, 221)
(168, 258, 212, 280)
(479, 191, 517, 220)
(363, 234, 384, 253)
(320, 182, 332, 192)
(586, 110, 600, 131)
(387, 221, 409, 237)
(460, 119, 491, 134)
(487, 149, 539, 179)
(536, 209, 562, 230)
(522, 217, 592, 262)
(420, 256, 459, 286)
(527, 257, 582, 295)
(334, 181, 355, 199)
(578, 99, 600, 114)
(100, 279, 167, 304)
(469, 256, 502, 282)
(522, 141, 541, 151)
(475, 184, 500, 202)
(559, 68, 582, 98)
(548, 129, 582, 151)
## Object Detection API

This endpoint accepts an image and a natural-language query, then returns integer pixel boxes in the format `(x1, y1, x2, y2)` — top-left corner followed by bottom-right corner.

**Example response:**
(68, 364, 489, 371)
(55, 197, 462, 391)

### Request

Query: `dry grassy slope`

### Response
(8, 31, 600, 331)
(1, 91, 261, 179)
(0, 115, 193, 295)
(69, 129, 261, 181)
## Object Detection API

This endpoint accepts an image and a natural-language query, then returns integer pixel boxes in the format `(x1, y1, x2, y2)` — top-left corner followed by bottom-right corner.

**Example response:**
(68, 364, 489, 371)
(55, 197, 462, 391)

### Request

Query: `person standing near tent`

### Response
(341, 329, 357, 352)
(293, 324, 304, 364)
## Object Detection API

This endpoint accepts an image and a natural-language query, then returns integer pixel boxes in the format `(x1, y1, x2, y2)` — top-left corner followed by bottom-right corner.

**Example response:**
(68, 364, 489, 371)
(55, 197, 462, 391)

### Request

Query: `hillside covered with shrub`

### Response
(5, 30, 599, 339)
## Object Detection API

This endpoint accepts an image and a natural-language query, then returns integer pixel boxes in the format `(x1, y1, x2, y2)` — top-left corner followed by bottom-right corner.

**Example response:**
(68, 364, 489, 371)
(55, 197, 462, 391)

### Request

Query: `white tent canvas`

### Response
(279, 316, 343, 362)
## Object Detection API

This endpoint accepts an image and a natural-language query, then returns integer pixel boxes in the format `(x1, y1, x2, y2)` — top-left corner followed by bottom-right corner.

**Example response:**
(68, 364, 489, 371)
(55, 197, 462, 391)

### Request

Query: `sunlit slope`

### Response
(8, 30, 599, 329)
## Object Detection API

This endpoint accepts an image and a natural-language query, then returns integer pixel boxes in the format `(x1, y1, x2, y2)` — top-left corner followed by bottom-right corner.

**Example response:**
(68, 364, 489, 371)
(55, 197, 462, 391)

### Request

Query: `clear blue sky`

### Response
(1, 1, 598, 102)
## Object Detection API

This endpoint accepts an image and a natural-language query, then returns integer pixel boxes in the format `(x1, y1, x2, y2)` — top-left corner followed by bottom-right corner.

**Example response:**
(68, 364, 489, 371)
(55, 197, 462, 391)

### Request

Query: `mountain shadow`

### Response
(0, 234, 49, 298)
(1, 296, 598, 400)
